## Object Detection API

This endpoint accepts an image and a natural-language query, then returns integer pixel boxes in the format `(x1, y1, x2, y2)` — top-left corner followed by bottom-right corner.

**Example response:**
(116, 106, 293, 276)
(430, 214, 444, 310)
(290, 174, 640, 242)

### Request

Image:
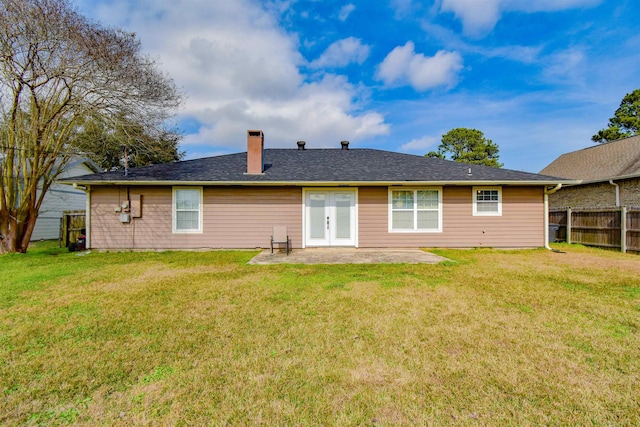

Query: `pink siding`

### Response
(358, 186, 544, 248)
(89, 185, 545, 250)
(89, 186, 302, 249)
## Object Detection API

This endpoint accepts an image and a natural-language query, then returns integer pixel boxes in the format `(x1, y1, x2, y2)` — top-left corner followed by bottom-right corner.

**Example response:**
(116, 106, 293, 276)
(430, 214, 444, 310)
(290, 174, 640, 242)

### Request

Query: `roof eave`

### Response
(564, 173, 640, 186)
(58, 179, 576, 187)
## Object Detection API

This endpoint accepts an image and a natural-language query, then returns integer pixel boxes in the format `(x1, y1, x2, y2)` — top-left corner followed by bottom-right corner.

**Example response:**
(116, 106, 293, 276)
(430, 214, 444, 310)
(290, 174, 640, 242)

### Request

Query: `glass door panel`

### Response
(334, 193, 353, 241)
(305, 190, 356, 247)
(309, 193, 327, 240)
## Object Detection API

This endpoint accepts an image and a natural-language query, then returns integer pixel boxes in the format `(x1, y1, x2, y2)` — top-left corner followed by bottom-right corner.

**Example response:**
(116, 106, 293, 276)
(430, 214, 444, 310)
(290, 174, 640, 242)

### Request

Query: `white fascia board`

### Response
(58, 179, 577, 187)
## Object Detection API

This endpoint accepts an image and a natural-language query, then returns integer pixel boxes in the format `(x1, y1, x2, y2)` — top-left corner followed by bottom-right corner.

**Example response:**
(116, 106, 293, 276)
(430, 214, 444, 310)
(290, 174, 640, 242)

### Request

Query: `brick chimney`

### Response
(246, 130, 264, 174)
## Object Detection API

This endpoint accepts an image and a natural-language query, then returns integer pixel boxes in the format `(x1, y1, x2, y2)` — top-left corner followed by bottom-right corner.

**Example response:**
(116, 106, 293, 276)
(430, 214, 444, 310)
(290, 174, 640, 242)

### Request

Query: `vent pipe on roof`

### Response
(297, 141, 306, 150)
(341, 140, 349, 150)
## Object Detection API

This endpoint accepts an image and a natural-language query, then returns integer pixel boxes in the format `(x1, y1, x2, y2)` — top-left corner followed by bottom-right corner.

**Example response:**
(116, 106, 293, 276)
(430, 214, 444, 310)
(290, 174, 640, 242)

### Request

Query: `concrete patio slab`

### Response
(248, 248, 448, 265)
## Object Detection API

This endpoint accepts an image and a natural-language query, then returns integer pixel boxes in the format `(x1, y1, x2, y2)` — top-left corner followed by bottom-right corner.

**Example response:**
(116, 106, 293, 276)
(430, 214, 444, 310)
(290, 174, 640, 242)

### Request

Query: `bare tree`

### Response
(0, 0, 182, 253)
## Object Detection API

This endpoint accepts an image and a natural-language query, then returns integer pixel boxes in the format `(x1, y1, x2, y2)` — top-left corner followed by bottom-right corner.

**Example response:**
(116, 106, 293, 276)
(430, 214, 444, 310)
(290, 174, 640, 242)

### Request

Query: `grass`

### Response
(1, 241, 639, 426)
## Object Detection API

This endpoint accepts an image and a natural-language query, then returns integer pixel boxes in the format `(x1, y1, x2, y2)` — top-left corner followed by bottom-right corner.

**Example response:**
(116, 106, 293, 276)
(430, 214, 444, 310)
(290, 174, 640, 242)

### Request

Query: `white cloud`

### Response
(377, 43, 416, 85)
(376, 42, 463, 91)
(440, 0, 500, 38)
(506, 0, 602, 13)
(390, 0, 421, 18)
(439, 0, 602, 37)
(184, 75, 389, 149)
(310, 37, 370, 69)
(338, 4, 356, 21)
(75, 0, 389, 153)
(543, 49, 586, 82)
(421, 22, 542, 64)
(401, 135, 439, 152)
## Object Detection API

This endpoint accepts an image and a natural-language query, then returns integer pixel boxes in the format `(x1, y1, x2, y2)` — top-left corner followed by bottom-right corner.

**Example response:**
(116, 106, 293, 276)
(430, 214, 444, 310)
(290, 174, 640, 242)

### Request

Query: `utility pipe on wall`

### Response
(85, 185, 91, 249)
(544, 184, 562, 250)
(609, 180, 620, 207)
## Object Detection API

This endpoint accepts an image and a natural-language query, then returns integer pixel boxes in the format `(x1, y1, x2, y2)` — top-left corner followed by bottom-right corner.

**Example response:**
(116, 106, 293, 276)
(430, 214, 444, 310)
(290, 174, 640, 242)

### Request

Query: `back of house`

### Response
(62, 131, 569, 250)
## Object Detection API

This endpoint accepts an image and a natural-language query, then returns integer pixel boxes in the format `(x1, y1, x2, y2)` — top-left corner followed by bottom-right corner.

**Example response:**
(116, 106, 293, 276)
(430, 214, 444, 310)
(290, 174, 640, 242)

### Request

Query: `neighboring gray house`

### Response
(540, 135, 640, 209)
(62, 130, 570, 251)
(31, 158, 101, 240)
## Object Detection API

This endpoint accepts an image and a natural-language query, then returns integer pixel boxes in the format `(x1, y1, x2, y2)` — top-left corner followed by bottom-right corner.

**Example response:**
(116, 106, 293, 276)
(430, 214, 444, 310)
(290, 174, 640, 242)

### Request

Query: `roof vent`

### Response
(341, 140, 349, 150)
(297, 141, 306, 150)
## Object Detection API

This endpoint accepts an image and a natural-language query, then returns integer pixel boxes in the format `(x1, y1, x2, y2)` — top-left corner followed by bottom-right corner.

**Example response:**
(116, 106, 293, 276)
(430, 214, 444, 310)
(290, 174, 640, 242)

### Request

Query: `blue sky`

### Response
(76, 0, 640, 172)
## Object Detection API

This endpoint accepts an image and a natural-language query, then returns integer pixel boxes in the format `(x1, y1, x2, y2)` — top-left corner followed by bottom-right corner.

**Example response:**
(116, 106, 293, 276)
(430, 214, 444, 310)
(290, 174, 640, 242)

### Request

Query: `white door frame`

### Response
(302, 188, 358, 248)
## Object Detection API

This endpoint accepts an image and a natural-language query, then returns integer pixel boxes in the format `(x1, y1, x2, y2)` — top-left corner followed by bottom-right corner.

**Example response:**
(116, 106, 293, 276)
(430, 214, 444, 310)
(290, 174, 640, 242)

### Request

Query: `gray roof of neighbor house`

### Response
(540, 135, 640, 182)
(64, 148, 569, 185)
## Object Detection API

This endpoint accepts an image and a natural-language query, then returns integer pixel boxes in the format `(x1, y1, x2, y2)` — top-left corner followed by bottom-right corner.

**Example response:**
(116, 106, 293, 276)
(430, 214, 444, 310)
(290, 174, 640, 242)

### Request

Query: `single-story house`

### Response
(540, 135, 640, 209)
(32, 157, 101, 240)
(62, 130, 571, 250)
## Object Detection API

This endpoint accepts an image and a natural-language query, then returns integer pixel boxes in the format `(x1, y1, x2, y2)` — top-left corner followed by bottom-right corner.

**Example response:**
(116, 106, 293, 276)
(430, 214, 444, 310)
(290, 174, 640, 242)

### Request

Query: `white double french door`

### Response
(304, 190, 356, 247)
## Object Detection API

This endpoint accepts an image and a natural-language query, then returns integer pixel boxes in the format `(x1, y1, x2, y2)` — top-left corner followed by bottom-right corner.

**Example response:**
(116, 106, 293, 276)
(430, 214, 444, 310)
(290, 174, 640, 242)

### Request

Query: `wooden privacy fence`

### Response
(549, 207, 640, 254)
(60, 210, 86, 248)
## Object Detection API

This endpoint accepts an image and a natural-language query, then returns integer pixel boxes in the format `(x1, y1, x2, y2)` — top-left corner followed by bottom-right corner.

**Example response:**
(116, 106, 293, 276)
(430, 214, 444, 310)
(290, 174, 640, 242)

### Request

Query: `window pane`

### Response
(417, 190, 438, 209)
(309, 195, 326, 239)
(176, 211, 199, 230)
(392, 210, 414, 229)
(476, 190, 498, 201)
(335, 194, 351, 239)
(391, 189, 441, 231)
(392, 191, 413, 209)
(477, 201, 498, 212)
(176, 189, 200, 209)
(417, 210, 438, 229)
(175, 188, 201, 231)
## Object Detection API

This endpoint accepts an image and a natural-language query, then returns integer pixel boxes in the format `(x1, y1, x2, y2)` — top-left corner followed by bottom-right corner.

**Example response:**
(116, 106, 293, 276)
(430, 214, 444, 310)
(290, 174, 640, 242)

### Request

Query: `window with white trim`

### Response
(389, 188, 441, 232)
(473, 187, 502, 216)
(173, 187, 203, 233)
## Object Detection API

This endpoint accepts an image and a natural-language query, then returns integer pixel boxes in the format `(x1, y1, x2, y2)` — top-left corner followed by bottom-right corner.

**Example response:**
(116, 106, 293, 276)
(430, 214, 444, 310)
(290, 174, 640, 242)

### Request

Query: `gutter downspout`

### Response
(544, 184, 562, 250)
(609, 180, 620, 207)
(74, 183, 90, 249)
(85, 185, 91, 249)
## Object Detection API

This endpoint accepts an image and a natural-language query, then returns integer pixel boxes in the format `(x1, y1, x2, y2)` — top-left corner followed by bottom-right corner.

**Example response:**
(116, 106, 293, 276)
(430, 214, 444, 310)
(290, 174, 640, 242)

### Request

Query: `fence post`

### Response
(566, 207, 572, 244)
(621, 206, 627, 253)
(62, 214, 69, 248)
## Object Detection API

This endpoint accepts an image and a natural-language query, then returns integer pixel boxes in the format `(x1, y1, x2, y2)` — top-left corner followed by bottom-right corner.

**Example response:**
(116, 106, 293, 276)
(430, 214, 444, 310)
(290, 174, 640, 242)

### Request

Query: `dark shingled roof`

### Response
(540, 135, 640, 181)
(67, 148, 566, 184)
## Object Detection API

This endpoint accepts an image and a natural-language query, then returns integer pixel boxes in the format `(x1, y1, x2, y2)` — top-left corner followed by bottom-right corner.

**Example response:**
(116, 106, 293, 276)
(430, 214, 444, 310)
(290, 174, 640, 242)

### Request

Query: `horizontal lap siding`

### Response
(91, 186, 136, 249)
(90, 185, 544, 250)
(358, 186, 544, 248)
(205, 187, 302, 249)
(90, 186, 302, 249)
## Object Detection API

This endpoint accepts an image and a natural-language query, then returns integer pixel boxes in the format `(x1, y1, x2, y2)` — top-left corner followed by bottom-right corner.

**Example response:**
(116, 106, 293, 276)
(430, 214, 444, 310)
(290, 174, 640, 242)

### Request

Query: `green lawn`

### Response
(1, 242, 639, 426)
